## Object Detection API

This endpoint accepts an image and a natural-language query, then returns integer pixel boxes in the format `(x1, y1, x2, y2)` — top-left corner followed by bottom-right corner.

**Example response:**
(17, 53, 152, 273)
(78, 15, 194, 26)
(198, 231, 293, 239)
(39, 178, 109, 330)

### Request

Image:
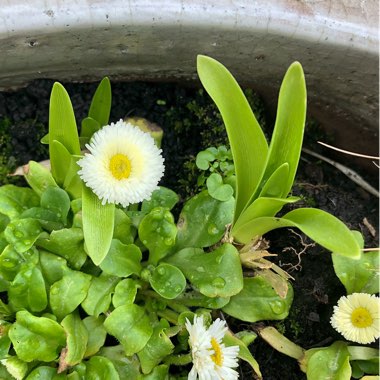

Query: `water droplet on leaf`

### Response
(212, 277, 226, 288)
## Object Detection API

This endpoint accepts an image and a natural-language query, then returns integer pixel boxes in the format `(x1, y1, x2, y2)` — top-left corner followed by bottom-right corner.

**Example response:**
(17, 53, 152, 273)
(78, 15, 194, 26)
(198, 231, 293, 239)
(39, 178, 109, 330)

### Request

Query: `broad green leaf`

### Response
(112, 278, 140, 308)
(251, 62, 307, 202)
(85, 356, 120, 380)
(0, 356, 28, 380)
(177, 290, 230, 309)
(305, 341, 351, 380)
(99, 240, 142, 277)
(232, 208, 361, 258)
(222, 276, 293, 322)
(61, 312, 88, 366)
(82, 185, 115, 265)
(8, 263, 47, 313)
(4, 218, 42, 253)
(165, 244, 243, 298)
(196, 149, 216, 170)
(233, 196, 299, 232)
(20, 207, 64, 232)
(88, 77, 112, 128)
(175, 190, 234, 249)
(39, 250, 69, 285)
(0, 322, 11, 360)
(149, 263, 186, 299)
(50, 270, 91, 320)
(138, 207, 177, 265)
(98, 346, 141, 379)
(26, 366, 67, 379)
(141, 187, 179, 213)
(104, 304, 153, 356)
(81, 273, 119, 317)
(206, 173, 234, 201)
(137, 325, 174, 374)
(49, 82, 80, 184)
(0, 363, 13, 379)
(348, 346, 379, 377)
(142, 365, 169, 380)
(0, 244, 25, 282)
(0, 185, 39, 220)
(113, 209, 134, 245)
(197, 55, 268, 222)
(224, 332, 262, 379)
(40, 186, 71, 225)
(24, 161, 58, 196)
(9, 310, 66, 362)
(36, 228, 87, 269)
(83, 316, 107, 357)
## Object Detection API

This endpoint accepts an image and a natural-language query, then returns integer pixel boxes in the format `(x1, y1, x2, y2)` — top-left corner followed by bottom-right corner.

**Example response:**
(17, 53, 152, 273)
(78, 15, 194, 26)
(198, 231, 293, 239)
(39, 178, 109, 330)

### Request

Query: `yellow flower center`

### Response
(210, 338, 223, 366)
(351, 307, 373, 328)
(109, 154, 132, 180)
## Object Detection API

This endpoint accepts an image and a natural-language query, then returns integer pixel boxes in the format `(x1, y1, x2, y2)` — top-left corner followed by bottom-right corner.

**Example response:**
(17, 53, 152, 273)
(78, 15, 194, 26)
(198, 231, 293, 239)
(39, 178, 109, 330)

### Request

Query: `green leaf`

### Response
(4, 218, 42, 253)
(141, 187, 179, 213)
(113, 209, 134, 245)
(8, 263, 47, 313)
(224, 332, 262, 379)
(36, 228, 87, 270)
(98, 346, 141, 379)
(305, 341, 351, 380)
(99, 240, 142, 277)
(232, 208, 361, 259)
(233, 196, 299, 232)
(104, 304, 153, 356)
(40, 186, 71, 225)
(88, 77, 112, 128)
(85, 356, 120, 380)
(24, 161, 58, 197)
(82, 185, 115, 265)
(206, 173, 234, 201)
(222, 276, 293, 322)
(165, 244, 243, 298)
(83, 316, 107, 357)
(0, 322, 11, 360)
(253, 62, 307, 201)
(112, 278, 139, 308)
(176, 190, 234, 249)
(20, 207, 64, 232)
(62, 155, 83, 199)
(196, 150, 215, 170)
(0, 185, 39, 220)
(9, 310, 66, 362)
(39, 250, 69, 285)
(197, 55, 268, 222)
(332, 248, 379, 294)
(258, 162, 290, 198)
(81, 273, 119, 317)
(50, 269, 91, 320)
(0, 244, 25, 282)
(138, 325, 174, 374)
(142, 365, 169, 380)
(0, 356, 29, 380)
(149, 263, 186, 299)
(176, 291, 230, 309)
(26, 366, 67, 379)
(138, 207, 177, 265)
(61, 311, 88, 366)
(80, 117, 100, 140)
(49, 82, 80, 184)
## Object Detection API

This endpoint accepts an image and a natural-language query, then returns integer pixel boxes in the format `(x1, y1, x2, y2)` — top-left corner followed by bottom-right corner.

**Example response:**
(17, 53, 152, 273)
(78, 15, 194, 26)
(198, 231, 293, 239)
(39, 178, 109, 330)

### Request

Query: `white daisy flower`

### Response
(77, 119, 165, 207)
(185, 315, 240, 380)
(330, 293, 380, 344)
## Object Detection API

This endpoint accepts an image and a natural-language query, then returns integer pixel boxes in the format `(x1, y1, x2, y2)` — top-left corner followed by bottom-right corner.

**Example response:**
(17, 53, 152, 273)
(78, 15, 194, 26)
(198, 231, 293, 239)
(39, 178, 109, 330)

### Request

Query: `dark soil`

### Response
(0, 80, 378, 379)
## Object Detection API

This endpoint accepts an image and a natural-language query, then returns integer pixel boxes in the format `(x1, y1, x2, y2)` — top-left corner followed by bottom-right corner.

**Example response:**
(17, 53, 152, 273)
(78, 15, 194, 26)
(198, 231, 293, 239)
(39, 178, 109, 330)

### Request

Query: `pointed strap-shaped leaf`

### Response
(250, 62, 307, 202)
(50, 140, 71, 186)
(232, 196, 299, 232)
(82, 186, 115, 265)
(232, 208, 360, 259)
(49, 83, 80, 184)
(88, 77, 112, 128)
(197, 55, 268, 222)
